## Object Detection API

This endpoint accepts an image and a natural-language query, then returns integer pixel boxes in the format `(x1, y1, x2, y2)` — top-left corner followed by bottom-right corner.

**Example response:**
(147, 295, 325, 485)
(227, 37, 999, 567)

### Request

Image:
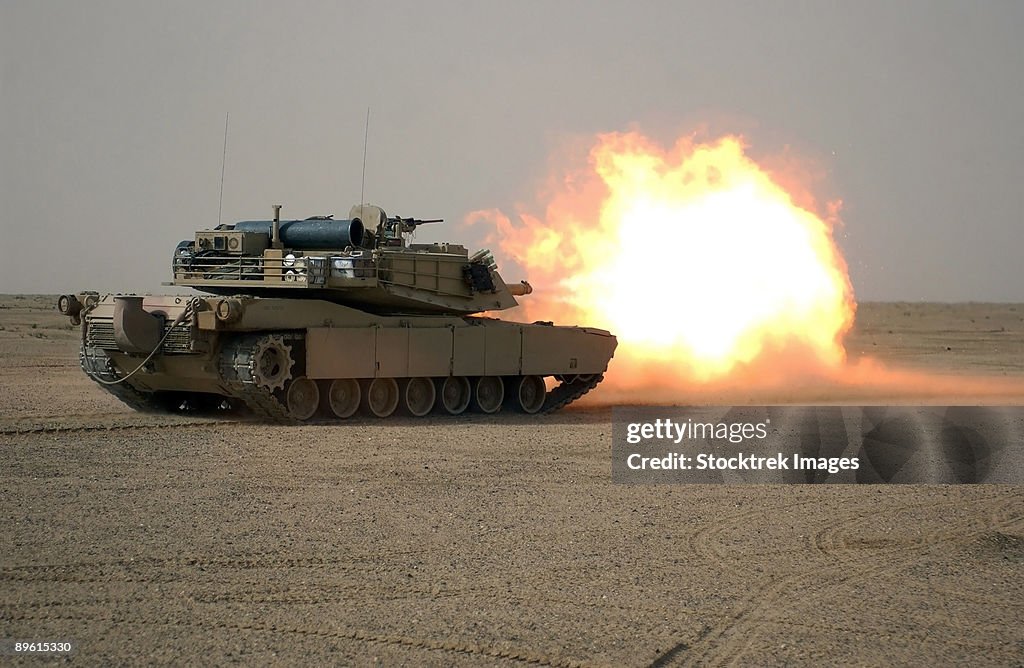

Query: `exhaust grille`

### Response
(86, 317, 195, 354)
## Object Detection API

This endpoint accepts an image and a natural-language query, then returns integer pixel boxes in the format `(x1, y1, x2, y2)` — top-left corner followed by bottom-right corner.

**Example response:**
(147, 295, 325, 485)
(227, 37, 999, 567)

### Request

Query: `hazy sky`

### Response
(2, 1, 1022, 300)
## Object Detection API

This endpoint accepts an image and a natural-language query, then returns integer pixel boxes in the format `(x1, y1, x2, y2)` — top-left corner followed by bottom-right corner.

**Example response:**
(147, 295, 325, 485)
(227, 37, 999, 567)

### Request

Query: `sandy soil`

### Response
(1, 295, 1022, 666)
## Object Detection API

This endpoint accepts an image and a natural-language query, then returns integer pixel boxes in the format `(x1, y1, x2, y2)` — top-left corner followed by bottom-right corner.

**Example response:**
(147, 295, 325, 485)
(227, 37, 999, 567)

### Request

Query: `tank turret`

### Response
(170, 204, 525, 315)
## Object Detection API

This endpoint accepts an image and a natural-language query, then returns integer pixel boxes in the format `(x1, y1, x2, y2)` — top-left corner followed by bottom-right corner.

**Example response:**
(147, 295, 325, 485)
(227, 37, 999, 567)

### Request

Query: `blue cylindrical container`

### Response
(233, 218, 365, 249)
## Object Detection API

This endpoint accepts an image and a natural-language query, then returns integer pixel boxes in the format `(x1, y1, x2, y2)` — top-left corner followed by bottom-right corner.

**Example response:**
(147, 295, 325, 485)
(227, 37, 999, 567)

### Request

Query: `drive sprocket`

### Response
(249, 334, 295, 391)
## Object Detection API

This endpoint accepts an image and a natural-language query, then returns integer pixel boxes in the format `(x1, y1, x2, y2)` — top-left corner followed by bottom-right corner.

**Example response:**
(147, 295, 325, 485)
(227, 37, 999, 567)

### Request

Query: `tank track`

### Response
(80, 345, 180, 413)
(541, 374, 604, 414)
(218, 333, 300, 423)
(88, 335, 603, 420)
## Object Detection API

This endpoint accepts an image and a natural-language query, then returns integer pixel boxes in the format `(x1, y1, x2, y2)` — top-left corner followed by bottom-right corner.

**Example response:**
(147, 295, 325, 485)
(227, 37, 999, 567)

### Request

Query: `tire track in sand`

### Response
(684, 493, 1018, 667)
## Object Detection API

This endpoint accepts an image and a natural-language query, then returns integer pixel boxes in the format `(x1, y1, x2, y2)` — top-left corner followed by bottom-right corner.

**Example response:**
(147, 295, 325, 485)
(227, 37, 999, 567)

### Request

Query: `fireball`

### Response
(469, 132, 855, 386)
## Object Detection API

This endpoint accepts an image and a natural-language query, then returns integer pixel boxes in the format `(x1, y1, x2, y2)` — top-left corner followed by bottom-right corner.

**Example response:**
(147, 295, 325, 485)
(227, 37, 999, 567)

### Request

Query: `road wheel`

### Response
(438, 376, 471, 415)
(327, 378, 360, 419)
(511, 375, 546, 414)
(472, 376, 504, 414)
(286, 376, 320, 421)
(363, 377, 399, 418)
(401, 377, 436, 417)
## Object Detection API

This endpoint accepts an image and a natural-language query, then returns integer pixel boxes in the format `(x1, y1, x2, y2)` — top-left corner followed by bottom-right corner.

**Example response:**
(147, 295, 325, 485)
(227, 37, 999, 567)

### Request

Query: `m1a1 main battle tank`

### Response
(57, 204, 617, 421)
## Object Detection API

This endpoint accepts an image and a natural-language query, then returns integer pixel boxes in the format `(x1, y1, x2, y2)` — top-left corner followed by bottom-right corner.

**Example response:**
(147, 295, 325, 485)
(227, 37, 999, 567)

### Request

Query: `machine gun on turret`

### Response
(378, 216, 444, 243)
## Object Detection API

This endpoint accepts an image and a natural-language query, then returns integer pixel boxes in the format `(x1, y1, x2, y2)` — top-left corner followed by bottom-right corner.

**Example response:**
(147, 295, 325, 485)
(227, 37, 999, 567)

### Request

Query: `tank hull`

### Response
(72, 294, 616, 420)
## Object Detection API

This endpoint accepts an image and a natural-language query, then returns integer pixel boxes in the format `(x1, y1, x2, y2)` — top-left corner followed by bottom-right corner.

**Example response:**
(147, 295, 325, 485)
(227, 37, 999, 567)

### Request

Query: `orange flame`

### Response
(468, 131, 856, 388)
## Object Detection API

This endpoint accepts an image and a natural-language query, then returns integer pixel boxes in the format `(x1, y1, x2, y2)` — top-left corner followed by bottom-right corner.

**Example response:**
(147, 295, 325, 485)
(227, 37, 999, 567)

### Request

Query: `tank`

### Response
(57, 204, 617, 421)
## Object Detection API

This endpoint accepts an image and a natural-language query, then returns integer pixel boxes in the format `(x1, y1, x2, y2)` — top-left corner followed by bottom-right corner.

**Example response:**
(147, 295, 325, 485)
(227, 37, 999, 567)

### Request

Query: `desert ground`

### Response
(1, 295, 1022, 666)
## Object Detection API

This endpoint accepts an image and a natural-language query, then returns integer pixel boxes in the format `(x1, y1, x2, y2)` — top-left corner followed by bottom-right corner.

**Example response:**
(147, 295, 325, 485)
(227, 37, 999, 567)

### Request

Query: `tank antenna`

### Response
(359, 107, 370, 205)
(218, 111, 230, 226)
